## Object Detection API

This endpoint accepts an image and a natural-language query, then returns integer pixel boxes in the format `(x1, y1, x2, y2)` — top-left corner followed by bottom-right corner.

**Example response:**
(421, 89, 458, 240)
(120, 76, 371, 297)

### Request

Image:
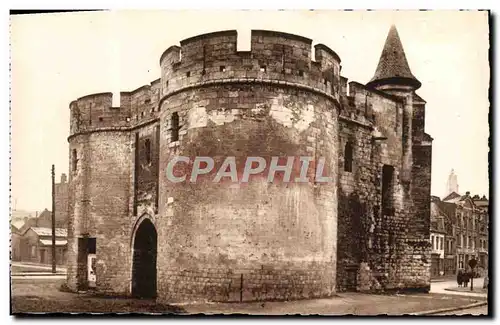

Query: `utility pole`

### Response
(51, 165, 56, 274)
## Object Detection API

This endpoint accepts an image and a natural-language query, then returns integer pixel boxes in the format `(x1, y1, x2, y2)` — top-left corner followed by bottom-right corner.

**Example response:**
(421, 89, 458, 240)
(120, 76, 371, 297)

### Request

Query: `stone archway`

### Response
(131, 218, 157, 299)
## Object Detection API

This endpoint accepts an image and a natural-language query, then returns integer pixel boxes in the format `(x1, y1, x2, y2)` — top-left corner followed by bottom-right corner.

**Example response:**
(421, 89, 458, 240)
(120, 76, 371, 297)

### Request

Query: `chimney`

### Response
(60, 173, 67, 184)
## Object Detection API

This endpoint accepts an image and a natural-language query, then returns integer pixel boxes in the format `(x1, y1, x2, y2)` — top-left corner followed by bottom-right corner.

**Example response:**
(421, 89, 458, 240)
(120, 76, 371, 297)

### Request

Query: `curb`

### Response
(444, 288, 487, 294)
(412, 301, 487, 315)
(11, 273, 66, 277)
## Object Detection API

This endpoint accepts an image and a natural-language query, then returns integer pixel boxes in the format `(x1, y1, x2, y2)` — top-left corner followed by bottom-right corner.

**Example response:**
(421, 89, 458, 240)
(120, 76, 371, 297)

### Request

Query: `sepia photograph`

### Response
(9, 8, 490, 316)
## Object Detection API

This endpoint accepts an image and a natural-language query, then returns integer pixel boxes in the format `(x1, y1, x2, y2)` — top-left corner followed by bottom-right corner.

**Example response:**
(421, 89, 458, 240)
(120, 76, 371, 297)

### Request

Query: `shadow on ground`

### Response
(11, 279, 185, 315)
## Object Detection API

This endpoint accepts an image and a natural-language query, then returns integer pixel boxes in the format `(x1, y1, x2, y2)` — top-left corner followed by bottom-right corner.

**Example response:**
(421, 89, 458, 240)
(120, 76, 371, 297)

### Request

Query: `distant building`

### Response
(10, 173, 69, 263)
(428, 169, 489, 277)
(472, 194, 489, 270)
(445, 169, 459, 197)
(430, 197, 446, 277)
(17, 227, 68, 265)
(11, 224, 22, 261)
(432, 190, 489, 276)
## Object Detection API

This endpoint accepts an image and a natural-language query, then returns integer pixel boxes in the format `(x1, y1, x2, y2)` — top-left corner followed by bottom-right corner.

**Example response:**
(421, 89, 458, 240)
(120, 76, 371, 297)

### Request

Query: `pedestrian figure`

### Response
(457, 269, 463, 287)
(463, 271, 470, 288)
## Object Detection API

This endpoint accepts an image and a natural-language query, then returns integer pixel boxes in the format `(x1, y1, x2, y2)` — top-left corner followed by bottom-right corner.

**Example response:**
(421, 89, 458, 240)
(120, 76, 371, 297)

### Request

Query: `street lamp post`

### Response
(468, 258, 477, 292)
(51, 165, 56, 274)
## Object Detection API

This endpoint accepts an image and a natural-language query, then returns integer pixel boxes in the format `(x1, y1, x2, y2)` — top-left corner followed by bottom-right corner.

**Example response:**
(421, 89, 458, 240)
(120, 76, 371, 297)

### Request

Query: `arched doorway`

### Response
(132, 218, 157, 298)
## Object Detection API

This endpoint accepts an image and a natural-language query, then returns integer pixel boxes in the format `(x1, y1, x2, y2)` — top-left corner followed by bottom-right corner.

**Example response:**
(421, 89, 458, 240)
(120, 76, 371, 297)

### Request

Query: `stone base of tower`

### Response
(156, 263, 336, 303)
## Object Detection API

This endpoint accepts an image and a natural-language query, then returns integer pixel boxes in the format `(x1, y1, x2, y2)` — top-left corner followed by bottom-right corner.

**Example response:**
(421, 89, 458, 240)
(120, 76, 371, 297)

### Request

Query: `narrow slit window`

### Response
(72, 149, 78, 172)
(381, 165, 395, 216)
(171, 112, 180, 142)
(144, 139, 151, 164)
(344, 142, 353, 172)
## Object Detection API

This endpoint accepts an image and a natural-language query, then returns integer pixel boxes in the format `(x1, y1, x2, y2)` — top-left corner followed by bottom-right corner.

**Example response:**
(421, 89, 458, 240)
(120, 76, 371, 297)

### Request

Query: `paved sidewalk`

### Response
(11, 261, 67, 272)
(431, 278, 487, 298)
(179, 293, 485, 315)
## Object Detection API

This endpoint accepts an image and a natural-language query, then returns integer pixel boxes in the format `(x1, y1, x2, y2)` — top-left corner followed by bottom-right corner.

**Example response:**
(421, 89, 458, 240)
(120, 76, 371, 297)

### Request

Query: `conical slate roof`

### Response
(366, 25, 421, 90)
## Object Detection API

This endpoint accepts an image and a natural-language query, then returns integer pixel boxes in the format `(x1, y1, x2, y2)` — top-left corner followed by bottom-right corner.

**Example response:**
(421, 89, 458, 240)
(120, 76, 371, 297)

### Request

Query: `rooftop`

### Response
(29, 227, 67, 237)
(366, 25, 421, 90)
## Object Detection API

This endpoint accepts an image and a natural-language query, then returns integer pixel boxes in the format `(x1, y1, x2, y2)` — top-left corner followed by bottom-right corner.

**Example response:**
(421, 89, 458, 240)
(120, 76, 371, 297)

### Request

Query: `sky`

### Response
(10, 10, 490, 211)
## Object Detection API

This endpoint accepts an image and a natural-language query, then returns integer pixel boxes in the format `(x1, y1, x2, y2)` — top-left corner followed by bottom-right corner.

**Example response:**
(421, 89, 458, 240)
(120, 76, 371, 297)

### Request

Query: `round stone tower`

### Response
(66, 30, 343, 303)
(66, 92, 133, 293)
(156, 30, 341, 302)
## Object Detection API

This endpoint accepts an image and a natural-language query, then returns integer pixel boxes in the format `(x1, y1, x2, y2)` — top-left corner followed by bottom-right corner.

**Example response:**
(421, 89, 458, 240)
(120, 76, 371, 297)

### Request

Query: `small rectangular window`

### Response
(171, 112, 180, 142)
(381, 165, 395, 216)
(144, 139, 151, 164)
(186, 71, 191, 77)
(344, 142, 353, 172)
(220, 66, 226, 72)
(260, 66, 266, 72)
(72, 149, 78, 172)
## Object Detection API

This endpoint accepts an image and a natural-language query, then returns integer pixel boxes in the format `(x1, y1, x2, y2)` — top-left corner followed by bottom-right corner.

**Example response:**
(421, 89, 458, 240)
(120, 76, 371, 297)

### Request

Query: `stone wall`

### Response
(336, 80, 431, 292)
(157, 82, 339, 302)
(67, 131, 133, 294)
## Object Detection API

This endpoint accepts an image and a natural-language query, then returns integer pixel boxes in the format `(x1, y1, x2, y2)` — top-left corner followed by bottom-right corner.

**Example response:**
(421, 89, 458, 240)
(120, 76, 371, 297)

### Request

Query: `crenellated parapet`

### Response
(69, 79, 162, 137)
(159, 30, 342, 104)
(70, 30, 344, 138)
(69, 92, 127, 136)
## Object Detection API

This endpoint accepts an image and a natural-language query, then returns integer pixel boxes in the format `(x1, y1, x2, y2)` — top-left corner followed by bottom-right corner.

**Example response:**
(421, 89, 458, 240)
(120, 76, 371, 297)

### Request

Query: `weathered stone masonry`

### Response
(66, 26, 433, 302)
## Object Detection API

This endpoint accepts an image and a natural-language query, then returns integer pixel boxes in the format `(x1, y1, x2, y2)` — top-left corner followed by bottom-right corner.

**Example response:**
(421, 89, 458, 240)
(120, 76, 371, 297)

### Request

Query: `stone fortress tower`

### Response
(66, 26, 433, 302)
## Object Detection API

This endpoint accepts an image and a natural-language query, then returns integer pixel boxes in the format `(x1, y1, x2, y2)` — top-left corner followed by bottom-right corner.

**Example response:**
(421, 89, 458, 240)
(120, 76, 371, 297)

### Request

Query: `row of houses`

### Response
(11, 224, 68, 265)
(10, 173, 69, 266)
(430, 191, 489, 277)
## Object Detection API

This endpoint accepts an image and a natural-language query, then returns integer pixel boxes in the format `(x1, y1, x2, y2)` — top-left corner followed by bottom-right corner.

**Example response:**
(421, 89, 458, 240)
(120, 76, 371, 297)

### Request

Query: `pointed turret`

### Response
(367, 25, 421, 91)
